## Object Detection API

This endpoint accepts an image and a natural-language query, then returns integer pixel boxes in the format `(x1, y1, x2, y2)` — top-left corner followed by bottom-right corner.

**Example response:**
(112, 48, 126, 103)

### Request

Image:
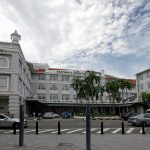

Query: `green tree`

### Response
(105, 79, 121, 114)
(118, 79, 132, 112)
(71, 70, 102, 150)
(141, 92, 150, 110)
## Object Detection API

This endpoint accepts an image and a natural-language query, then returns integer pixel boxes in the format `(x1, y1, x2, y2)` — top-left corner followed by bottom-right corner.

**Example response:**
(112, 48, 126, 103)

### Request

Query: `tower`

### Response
(10, 30, 21, 44)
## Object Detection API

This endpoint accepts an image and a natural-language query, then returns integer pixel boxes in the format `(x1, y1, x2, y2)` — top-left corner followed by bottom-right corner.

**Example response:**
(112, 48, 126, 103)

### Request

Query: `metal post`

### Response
(19, 104, 24, 146)
(142, 123, 145, 134)
(86, 103, 91, 150)
(58, 121, 61, 135)
(122, 122, 125, 134)
(36, 121, 38, 134)
(101, 122, 104, 134)
(13, 122, 16, 134)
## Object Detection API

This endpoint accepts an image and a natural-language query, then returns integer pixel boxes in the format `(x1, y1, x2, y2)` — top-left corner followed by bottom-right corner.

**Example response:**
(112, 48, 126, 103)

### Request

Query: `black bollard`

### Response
(122, 122, 125, 134)
(19, 104, 24, 146)
(13, 122, 16, 134)
(58, 121, 61, 135)
(36, 121, 38, 134)
(101, 122, 104, 134)
(142, 123, 145, 134)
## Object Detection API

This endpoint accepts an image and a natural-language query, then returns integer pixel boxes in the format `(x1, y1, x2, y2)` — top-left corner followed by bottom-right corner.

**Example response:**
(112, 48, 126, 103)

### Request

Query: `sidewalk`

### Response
(0, 134, 150, 150)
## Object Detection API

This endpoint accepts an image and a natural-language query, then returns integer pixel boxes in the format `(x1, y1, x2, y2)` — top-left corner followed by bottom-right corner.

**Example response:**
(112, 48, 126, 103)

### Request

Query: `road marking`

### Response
(111, 128, 121, 134)
(0, 130, 5, 133)
(97, 128, 110, 134)
(51, 129, 70, 133)
(67, 128, 84, 134)
(3, 130, 19, 134)
(140, 128, 146, 134)
(126, 128, 134, 134)
(24, 129, 35, 133)
(82, 128, 97, 134)
(39, 129, 55, 134)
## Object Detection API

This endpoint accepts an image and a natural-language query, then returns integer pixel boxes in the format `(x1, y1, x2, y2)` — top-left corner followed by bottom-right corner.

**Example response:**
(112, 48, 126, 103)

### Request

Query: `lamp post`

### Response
(19, 99, 24, 146)
(86, 100, 91, 150)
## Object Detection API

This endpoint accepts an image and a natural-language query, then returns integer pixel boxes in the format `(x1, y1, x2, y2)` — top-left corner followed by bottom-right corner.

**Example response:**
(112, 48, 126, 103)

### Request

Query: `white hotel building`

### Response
(0, 31, 138, 117)
(136, 68, 150, 101)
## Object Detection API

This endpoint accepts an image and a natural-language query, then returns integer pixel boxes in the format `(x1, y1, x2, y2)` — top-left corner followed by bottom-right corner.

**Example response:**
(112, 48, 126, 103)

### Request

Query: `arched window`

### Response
(0, 56, 9, 68)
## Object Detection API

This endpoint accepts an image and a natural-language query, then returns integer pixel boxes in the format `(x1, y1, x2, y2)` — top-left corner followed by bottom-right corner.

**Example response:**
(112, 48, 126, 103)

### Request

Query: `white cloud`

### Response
(0, 0, 149, 78)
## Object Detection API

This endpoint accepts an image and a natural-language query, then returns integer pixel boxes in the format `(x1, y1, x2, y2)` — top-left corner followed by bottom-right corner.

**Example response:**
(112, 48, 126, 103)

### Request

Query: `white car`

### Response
(43, 112, 59, 119)
(0, 114, 28, 128)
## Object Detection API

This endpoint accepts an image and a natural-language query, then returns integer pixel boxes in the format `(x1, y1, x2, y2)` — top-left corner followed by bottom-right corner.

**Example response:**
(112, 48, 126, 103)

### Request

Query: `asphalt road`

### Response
(27, 118, 135, 129)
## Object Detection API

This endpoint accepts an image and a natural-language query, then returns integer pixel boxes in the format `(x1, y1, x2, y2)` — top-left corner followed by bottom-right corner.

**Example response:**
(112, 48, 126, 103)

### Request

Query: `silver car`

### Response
(0, 114, 28, 128)
(43, 112, 59, 119)
(128, 113, 150, 126)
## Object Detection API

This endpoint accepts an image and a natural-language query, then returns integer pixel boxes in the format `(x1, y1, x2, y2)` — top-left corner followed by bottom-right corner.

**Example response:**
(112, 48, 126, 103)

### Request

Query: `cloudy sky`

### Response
(0, 0, 149, 78)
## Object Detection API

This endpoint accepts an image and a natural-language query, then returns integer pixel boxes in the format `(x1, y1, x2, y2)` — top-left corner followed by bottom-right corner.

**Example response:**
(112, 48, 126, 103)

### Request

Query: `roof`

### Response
(34, 69, 46, 73)
(136, 68, 150, 75)
(48, 68, 66, 70)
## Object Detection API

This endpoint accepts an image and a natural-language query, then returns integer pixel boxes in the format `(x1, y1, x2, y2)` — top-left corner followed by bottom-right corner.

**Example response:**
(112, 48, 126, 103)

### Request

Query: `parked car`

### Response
(128, 113, 150, 126)
(0, 114, 28, 128)
(43, 112, 59, 119)
(62, 111, 71, 118)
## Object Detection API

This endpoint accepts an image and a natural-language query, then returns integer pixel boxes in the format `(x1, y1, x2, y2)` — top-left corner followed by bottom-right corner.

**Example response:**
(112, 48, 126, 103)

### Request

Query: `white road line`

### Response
(24, 129, 35, 133)
(140, 128, 146, 134)
(126, 128, 134, 134)
(3, 130, 19, 134)
(111, 128, 121, 134)
(82, 128, 97, 134)
(67, 129, 84, 134)
(0, 130, 5, 133)
(97, 128, 110, 134)
(51, 129, 70, 133)
(38, 129, 55, 134)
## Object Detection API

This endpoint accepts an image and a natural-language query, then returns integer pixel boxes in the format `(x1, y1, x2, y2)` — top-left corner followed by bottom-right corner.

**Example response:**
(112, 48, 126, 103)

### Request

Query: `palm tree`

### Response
(118, 79, 132, 112)
(71, 70, 102, 150)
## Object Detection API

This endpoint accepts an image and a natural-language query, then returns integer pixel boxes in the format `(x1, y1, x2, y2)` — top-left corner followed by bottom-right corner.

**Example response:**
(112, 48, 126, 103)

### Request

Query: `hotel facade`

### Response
(0, 31, 140, 117)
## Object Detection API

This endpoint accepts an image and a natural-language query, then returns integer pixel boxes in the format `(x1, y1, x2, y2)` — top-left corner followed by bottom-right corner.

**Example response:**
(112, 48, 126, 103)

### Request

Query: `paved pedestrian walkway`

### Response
(0, 134, 150, 150)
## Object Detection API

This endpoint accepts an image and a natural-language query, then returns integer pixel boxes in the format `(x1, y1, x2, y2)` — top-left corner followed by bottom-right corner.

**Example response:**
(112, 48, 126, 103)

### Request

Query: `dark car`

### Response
(121, 112, 135, 120)
(62, 111, 71, 118)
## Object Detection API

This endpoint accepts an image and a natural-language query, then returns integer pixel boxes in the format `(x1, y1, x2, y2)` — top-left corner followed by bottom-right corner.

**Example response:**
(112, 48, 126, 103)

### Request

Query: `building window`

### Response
(0, 56, 9, 68)
(62, 85, 69, 90)
(148, 82, 150, 90)
(139, 75, 143, 80)
(0, 76, 9, 91)
(50, 84, 58, 90)
(38, 75, 45, 80)
(38, 94, 46, 99)
(50, 94, 58, 100)
(62, 94, 70, 100)
(62, 75, 70, 81)
(146, 72, 150, 78)
(50, 75, 58, 81)
(38, 83, 45, 89)
(19, 60, 22, 75)
(73, 95, 77, 100)
(140, 84, 143, 90)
